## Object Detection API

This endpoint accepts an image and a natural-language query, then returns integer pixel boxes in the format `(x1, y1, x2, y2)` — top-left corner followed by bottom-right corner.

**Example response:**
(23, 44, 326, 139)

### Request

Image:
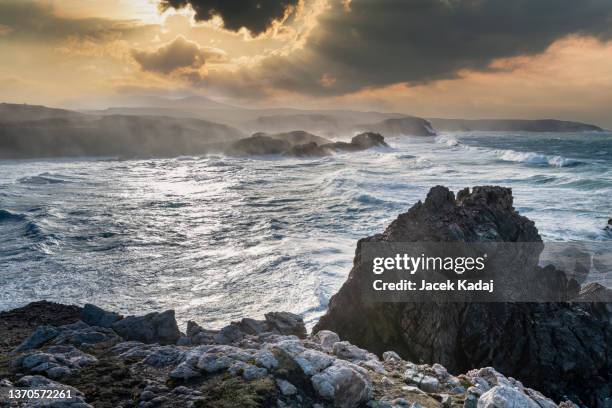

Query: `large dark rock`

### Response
(323, 132, 389, 152)
(264, 312, 307, 338)
(349, 132, 389, 149)
(81, 304, 123, 328)
(284, 142, 332, 157)
(228, 134, 292, 156)
(315, 186, 612, 407)
(112, 310, 181, 345)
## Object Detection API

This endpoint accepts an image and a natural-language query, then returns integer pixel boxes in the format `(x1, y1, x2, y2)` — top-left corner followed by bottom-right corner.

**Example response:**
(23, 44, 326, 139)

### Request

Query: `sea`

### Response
(1, 131, 611, 328)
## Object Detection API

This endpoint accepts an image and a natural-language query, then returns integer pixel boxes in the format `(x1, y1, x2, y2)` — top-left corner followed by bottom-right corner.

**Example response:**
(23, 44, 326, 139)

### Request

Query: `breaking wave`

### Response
(495, 149, 582, 167)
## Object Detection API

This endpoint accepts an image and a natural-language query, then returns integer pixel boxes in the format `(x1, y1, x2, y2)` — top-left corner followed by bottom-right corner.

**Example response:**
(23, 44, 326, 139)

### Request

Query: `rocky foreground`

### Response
(1, 300, 576, 408)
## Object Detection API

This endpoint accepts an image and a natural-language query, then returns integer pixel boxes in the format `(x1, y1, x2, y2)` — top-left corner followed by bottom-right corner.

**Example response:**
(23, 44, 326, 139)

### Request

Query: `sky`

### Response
(1, 0, 612, 127)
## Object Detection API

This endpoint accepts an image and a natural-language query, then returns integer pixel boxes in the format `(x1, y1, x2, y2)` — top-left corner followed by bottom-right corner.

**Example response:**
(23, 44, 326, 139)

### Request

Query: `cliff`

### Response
(0, 104, 245, 159)
(315, 186, 612, 407)
(429, 118, 603, 133)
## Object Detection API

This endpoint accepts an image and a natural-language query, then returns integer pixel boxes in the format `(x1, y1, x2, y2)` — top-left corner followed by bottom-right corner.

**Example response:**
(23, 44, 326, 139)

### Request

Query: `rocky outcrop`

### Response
(428, 118, 603, 133)
(227, 134, 293, 156)
(322, 132, 389, 153)
(112, 310, 181, 345)
(228, 131, 389, 157)
(285, 142, 332, 157)
(1, 301, 570, 408)
(81, 303, 122, 328)
(358, 117, 437, 136)
(315, 186, 612, 407)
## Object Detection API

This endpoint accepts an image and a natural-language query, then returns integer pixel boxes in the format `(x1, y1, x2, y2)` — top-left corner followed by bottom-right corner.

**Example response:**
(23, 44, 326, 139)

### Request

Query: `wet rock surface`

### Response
(315, 186, 612, 407)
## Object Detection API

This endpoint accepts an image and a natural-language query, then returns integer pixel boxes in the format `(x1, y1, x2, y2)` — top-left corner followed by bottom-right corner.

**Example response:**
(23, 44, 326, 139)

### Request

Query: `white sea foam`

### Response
(495, 149, 580, 167)
(435, 135, 460, 147)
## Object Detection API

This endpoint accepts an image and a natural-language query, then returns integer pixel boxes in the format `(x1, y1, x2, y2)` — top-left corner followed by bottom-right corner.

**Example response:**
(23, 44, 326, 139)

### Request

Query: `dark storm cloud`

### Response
(158, 0, 300, 35)
(0, 0, 154, 43)
(132, 36, 227, 74)
(204, 0, 612, 97)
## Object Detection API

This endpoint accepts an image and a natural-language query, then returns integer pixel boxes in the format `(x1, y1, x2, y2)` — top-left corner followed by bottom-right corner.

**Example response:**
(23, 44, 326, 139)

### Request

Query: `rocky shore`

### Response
(0, 186, 609, 407)
(1, 300, 576, 408)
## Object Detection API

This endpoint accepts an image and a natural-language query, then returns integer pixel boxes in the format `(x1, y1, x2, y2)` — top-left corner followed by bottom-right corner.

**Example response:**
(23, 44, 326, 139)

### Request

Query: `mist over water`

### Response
(1, 131, 611, 328)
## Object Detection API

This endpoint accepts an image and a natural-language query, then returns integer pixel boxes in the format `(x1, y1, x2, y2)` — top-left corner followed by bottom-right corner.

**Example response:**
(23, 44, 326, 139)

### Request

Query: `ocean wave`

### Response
(353, 194, 386, 205)
(18, 173, 71, 185)
(435, 135, 460, 147)
(495, 149, 582, 167)
(0, 209, 45, 240)
(0, 209, 26, 222)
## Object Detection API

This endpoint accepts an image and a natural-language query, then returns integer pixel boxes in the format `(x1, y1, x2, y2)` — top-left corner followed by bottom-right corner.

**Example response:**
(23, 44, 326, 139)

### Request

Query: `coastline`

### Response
(1, 185, 609, 407)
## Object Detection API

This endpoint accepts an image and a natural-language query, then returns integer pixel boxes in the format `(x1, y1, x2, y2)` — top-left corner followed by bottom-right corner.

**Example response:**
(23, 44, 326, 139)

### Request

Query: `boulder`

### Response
(13, 325, 59, 353)
(311, 360, 372, 408)
(81, 304, 122, 328)
(477, 386, 540, 408)
(314, 185, 612, 407)
(52, 321, 121, 349)
(313, 330, 340, 351)
(112, 310, 181, 345)
(265, 312, 307, 338)
(350, 132, 388, 149)
(12, 345, 97, 379)
(14, 375, 92, 407)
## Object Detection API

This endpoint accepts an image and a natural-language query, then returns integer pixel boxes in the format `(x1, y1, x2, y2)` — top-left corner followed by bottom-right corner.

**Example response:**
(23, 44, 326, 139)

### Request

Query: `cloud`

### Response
(158, 0, 300, 36)
(193, 0, 612, 97)
(132, 36, 227, 74)
(0, 0, 155, 43)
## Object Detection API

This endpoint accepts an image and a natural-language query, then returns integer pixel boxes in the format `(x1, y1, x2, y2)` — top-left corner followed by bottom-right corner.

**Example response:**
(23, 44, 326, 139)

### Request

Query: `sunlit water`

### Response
(1, 131, 611, 328)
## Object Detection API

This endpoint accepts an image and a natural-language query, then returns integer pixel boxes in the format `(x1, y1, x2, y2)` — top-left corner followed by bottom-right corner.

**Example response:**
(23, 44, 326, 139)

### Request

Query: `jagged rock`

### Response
(12, 345, 97, 379)
(235, 317, 269, 335)
(313, 330, 340, 351)
(13, 325, 59, 352)
(214, 324, 244, 344)
(315, 185, 612, 407)
(311, 360, 373, 408)
(13, 375, 92, 407)
(81, 304, 122, 328)
(276, 378, 298, 396)
(265, 312, 307, 338)
(4, 301, 565, 408)
(323, 132, 389, 152)
(332, 341, 377, 362)
(112, 310, 180, 345)
(350, 132, 389, 149)
(478, 385, 540, 408)
(382, 351, 401, 362)
(52, 321, 121, 349)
